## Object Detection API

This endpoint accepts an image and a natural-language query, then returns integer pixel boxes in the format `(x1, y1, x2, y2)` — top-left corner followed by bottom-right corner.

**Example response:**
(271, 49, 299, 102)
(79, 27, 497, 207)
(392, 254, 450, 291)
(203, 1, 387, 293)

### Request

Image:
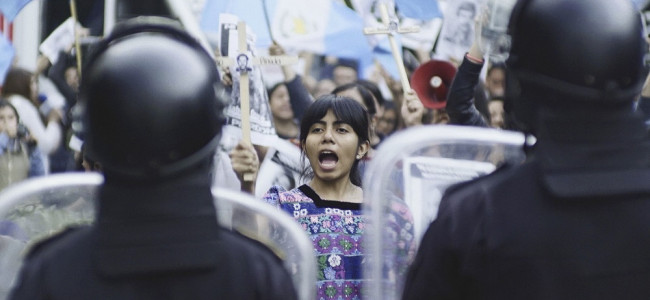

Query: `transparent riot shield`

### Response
(363, 125, 526, 300)
(0, 173, 100, 299)
(212, 187, 316, 300)
(0, 173, 316, 300)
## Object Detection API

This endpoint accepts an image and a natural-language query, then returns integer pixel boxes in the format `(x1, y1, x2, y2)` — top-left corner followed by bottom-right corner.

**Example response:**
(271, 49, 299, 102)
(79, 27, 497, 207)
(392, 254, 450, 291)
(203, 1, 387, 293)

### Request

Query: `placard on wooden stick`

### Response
(216, 21, 298, 181)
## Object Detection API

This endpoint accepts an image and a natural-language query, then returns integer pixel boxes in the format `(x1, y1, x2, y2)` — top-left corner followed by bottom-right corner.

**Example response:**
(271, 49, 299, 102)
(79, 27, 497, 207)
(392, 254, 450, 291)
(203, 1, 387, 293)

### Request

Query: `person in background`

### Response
(358, 79, 388, 138)
(312, 78, 336, 98)
(321, 58, 359, 87)
(268, 82, 300, 144)
(43, 50, 80, 173)
(403, 0, 650, 298)
(446, 10, 511, 130)
(2, 67, 63, 173)
(376, 100, 398, 138)
(0, 99, 44, 191)
(267, 42, 314, 146)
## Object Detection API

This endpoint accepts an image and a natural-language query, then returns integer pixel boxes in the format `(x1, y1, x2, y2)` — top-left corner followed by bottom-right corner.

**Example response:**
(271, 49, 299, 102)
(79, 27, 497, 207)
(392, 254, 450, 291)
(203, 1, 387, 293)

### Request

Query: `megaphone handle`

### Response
(378, 3, 412, 95)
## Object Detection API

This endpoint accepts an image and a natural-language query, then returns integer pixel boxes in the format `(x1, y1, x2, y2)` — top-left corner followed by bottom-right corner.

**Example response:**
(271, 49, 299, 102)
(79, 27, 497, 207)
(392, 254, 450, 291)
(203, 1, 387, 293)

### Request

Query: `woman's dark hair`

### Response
(0, 99, 20, 124)
(331, 82, 377, 117)
(2, 67, 34, 100)
(267, 82, 287, 101)
(299, 94, 370, 186)
(357, 79, 386, 109)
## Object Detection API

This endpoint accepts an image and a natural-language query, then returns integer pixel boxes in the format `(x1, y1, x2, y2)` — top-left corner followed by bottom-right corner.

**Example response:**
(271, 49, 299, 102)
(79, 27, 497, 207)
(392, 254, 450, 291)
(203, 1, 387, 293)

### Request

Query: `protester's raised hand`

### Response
(268, 42, 286, 56)
(229, 140, 259, 193)
(221, 66, 233, 87)
(269, 42, 296, 81)
(401, 89, 425, 127)
(468, 6, 489, 62)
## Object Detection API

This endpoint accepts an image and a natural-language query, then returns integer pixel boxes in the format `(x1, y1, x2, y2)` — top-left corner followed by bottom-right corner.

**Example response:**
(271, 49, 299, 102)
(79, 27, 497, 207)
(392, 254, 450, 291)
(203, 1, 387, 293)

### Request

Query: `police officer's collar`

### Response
(534, 106, 646, 144)
(93, 170, 223, 277)
(534, 111, 650, 198)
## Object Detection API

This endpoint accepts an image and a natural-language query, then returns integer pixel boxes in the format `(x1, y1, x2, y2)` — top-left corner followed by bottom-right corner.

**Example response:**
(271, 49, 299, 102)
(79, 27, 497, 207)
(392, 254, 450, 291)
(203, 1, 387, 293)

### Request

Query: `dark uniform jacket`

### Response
(9, 172, 297, 300)
(403, 113, 650, 299)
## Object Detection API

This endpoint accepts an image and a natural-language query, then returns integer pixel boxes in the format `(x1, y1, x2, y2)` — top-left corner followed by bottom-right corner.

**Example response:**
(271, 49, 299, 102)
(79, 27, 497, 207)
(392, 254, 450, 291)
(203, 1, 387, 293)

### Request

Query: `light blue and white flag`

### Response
(201, 0, 374, 64)
(0, 0, 33, 22)
(0, 34, 14, 85)
(372, 35, 402, 80)
(395, 0, 442, 20)
(200, 0, 274, 48)
(269, 0, 373, 62)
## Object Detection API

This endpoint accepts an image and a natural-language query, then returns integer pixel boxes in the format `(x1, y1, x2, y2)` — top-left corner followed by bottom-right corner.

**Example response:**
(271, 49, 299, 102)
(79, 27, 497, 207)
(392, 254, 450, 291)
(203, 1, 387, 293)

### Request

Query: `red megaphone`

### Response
(410, 59, 457, 109)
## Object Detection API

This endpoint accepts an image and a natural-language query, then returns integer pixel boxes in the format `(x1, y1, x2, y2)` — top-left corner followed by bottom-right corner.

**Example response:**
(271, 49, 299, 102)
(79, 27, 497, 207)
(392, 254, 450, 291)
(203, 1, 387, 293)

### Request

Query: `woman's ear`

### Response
(356, 140, 370, 159)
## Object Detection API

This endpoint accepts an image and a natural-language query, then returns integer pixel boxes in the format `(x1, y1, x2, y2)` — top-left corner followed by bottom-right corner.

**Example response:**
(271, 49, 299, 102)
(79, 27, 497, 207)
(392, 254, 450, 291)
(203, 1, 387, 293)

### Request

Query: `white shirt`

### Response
(8, 95, 62, 173)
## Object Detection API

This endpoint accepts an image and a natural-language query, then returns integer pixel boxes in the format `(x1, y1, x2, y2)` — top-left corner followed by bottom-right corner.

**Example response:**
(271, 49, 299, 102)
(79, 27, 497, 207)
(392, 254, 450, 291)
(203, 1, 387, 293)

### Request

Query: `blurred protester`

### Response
(312, 78, 336, 98)
(267, 42, 314, 146)
(0, 99, 44, 191)
(3, 67, 63, 173)
(446, 10, 511, 130)
(376, 100, 398, 137)
(319, 57, 359, 87)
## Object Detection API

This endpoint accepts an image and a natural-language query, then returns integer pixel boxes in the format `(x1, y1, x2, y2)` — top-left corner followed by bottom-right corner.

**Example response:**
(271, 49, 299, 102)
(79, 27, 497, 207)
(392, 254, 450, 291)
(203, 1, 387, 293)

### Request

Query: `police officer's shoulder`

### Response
(216, 228, 284, 264)
(24, 225, 91, 260)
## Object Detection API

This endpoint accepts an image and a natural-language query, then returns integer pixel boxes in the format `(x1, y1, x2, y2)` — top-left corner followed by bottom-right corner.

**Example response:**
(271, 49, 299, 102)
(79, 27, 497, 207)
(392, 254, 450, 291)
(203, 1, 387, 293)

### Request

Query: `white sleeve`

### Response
(10, 97, 62, 155)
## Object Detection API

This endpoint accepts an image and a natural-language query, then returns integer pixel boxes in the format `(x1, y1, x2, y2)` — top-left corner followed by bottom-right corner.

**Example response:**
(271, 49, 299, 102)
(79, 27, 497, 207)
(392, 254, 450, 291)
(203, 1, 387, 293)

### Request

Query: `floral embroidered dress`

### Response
(263, 184, 366, 300)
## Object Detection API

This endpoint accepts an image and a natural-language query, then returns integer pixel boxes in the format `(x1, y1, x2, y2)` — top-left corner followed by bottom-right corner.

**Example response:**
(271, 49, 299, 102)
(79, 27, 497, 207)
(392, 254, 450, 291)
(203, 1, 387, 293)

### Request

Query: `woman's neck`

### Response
(273, 118, 299, 138)
(308, 177, 363, 203)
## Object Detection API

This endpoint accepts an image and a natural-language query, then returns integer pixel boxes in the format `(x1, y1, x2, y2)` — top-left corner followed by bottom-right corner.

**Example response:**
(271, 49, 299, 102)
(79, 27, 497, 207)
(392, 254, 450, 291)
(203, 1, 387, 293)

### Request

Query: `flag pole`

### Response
(261, 0, 276, 43)
(69, 0, 82, 78)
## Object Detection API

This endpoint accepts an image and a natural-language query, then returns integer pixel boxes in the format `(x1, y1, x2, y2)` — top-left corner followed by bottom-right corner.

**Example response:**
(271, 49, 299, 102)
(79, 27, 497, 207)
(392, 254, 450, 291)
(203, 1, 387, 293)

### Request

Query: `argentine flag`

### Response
(201, 0, 374, 65)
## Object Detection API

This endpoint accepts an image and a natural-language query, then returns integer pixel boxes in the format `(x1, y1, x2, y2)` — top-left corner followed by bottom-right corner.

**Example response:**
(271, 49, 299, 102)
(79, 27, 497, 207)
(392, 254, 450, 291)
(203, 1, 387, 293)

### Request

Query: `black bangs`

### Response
(299, 94, 370, 145)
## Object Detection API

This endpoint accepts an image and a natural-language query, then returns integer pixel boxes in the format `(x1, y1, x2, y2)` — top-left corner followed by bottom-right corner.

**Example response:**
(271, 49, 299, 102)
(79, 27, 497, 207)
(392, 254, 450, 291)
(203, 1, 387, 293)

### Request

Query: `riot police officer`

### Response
(403, 0, 650, 299)
(9, 17, 297, 300)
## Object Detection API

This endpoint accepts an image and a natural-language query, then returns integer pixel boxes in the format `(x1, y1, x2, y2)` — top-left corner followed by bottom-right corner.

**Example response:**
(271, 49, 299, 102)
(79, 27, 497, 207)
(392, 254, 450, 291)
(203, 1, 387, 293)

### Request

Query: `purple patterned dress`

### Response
(263, 184, 367, 300)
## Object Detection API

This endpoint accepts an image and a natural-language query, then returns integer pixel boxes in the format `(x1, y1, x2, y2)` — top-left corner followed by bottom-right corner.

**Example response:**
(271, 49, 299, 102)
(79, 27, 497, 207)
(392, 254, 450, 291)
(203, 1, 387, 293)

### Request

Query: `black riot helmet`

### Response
(79, 17, 226, 180)
(505, 0, 648, 131)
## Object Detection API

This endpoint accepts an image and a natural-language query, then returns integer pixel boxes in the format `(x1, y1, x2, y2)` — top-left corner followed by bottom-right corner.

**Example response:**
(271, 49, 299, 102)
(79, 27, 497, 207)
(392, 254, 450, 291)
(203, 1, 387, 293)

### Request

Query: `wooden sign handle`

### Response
(379, 3, 411, 95)
(237, 21, 254, 182)
(70, 0, 82, 79)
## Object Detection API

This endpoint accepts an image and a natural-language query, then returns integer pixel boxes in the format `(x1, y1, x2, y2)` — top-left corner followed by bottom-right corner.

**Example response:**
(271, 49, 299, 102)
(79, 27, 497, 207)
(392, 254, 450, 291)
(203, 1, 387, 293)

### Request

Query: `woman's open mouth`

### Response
(318, 150, 339, 170)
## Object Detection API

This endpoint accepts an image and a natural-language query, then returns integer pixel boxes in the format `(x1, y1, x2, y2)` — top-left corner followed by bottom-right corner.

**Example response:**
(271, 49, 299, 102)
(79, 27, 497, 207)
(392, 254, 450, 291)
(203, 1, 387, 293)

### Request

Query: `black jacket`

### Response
(10, 171, 297, 300)
(403, 112, 650, 299)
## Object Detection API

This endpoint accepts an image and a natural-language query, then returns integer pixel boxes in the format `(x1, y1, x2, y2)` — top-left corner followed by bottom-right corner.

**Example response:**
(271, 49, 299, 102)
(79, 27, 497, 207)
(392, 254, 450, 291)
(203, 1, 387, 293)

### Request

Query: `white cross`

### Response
(363, 3, 419, 96)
